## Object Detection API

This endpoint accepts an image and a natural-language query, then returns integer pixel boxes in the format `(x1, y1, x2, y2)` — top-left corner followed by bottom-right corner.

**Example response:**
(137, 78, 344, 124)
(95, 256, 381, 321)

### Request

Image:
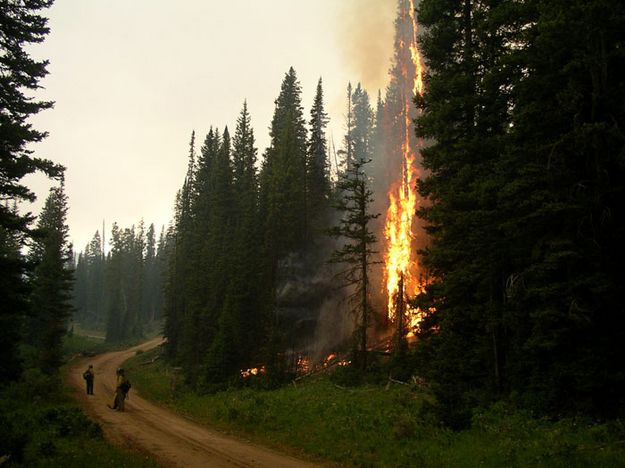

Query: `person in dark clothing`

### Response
(108, 367, 130, 411)
(83, 364, 94, 395)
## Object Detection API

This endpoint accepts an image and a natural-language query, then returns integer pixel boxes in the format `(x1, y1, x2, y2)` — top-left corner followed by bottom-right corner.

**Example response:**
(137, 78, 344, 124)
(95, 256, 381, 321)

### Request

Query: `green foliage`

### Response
(415, 0, 625, 423)
(260, 67, 309, 257)
(328, 157, 380, 368)
(62, 331, 147, 358)
(306, 78, 331, 231)
(73, 219, 167, 343)
(27, 181, 74, 374)
(73, 231, 106, 327)
(0, 370, 155, 467)
(164, 71, 338, 387)
(0, 0, 62, 384)
(127, 351, 625, 467)
(164, 104, 266, 385)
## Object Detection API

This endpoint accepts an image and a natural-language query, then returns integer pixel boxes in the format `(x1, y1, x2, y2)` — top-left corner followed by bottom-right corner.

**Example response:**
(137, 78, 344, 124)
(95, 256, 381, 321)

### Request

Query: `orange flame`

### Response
(408, 1, 424, 96)
(240, 366, 266, 378)
(383, 0, 427, 332)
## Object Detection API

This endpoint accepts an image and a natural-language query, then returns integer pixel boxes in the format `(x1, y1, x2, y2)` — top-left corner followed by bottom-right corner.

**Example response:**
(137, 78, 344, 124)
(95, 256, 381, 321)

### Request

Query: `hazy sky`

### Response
(27, 0, 395, 251)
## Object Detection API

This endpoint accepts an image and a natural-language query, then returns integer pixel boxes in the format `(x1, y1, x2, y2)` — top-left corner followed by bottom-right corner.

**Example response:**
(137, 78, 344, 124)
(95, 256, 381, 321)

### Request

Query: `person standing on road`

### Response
(82, 364, 94, 395)
(108, 367, 131, 411)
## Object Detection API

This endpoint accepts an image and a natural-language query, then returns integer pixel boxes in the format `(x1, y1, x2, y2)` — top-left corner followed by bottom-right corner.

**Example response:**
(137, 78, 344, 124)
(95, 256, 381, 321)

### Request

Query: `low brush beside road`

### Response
(68, 337, 318, 468)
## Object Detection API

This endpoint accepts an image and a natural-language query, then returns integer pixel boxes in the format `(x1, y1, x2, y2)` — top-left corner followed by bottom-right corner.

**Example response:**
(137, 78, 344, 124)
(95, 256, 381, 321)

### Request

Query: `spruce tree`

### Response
(225, 102, 261, 367)
(0, 0, 60, 382)
(260, 67, 308, 258)
(28, 181, 74, 374)
(164, 132, 197, 359)
(328, 158, 379, 370)
(497, 0, 625, 416)
(307, 78, 331, 233)
(415, 0, 525, 427)
(351, 84, 374, 166)
(416, 0, 625, 423)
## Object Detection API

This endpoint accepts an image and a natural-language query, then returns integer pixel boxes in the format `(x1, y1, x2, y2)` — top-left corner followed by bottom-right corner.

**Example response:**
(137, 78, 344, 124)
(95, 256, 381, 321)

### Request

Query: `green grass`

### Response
(0, 368, 156, 467)
(125, 348, 625, 467)
(62, 322, 164, 359)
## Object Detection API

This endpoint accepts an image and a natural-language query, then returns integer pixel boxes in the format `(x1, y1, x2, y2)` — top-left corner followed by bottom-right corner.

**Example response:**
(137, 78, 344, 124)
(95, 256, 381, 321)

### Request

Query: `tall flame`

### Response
(384, 0, 426, 329)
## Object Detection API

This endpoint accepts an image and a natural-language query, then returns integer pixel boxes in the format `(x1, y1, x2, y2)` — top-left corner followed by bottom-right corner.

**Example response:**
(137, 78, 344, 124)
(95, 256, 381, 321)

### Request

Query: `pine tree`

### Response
(497, 0, 625, 416)
(73, 251, 87, 323)
(307, 78, 331, 233)
(260, 67, 308, 258)
(226, 102, 262, 366)
(72, 230, 107, 328)
(105, 223, 124, 342)
(143, 223, 160, 321)
(0, 0, 59, 382)
(200, 127, 236, 382)
(164, 131, 197, 360)
(342, 82, 355, 174)
(85, 231, 105, 326)
(416, 0, 625, 423)
(351, 84, 374, 165)
(28, 181, 74, 374)
(0, 206, 29, 381)
(415, 0, 523, 427)
(104, 223, 144, 341)
(328, 158, 380, 370)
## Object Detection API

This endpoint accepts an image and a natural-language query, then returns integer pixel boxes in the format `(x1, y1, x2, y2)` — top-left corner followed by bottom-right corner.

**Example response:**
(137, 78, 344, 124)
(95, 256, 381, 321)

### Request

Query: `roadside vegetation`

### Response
(126, 348, 625, 467)
(0, 336, 157, 467)
(62, 323, 163, 358)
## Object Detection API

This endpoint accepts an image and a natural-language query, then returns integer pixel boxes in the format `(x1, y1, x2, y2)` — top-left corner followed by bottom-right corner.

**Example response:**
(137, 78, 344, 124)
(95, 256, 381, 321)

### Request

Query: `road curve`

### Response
(68, 337, 318, 468)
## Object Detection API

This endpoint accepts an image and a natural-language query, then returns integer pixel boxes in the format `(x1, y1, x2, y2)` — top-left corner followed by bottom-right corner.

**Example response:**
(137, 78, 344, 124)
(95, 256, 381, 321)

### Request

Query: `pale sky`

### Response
(27, 0, 395, 252)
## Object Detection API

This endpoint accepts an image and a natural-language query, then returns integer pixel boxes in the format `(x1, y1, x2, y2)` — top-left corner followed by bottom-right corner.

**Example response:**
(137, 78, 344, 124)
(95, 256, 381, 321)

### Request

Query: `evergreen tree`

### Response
(370, 90, 386, 189)
(84, 231, 105, 326)
(73, 251, 87, 322)
(416, 0, 625, 424)
(342, 82, 355, 174)
(105, 223, 124, 342)
(0, 206, 29, 381)
(105, 223, 144, 341)
(0, 0, 59, 382)
(351, 84, 374, 167)
(200, 127, 235, 381)
(28, 181, 74, 374)
(307, 78, 331, 232)
(220, 102, 261, 369)
(260, 67, 308, 258)
(415, 0, 526, 427)
(328, 158, 379, 370)
(72, 230, 110, 329)
(163, 132, 197, 359)
(143, 223, 160, 321)
(497, 0, 625, 416)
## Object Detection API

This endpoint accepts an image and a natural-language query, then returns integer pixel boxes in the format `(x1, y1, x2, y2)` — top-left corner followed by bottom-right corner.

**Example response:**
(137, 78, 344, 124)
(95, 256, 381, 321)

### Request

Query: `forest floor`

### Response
(67, 338, 319, 467)
(124, 348, 625, 467)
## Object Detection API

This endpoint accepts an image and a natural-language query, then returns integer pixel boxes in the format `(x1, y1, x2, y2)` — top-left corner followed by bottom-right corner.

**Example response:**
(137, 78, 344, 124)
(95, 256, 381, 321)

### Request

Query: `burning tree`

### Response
(328, 158, 380, 370)
(378, 0, 428, 346)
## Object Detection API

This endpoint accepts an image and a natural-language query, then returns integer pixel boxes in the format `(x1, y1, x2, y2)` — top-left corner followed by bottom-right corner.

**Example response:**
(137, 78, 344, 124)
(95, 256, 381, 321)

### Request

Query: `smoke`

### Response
(334, 0, 396, 94)
(312, 295, 354, 361)
(274, 243, 357, 362)
(273, 0, 413, 363)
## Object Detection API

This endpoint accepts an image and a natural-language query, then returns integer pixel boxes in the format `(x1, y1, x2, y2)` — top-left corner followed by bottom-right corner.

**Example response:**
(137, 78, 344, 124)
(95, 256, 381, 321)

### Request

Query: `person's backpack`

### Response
(120, 379, 131, 393)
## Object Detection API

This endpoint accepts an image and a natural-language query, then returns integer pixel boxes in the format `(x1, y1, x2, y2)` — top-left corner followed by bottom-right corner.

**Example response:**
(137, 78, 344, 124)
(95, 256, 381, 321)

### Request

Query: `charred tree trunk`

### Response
(360, 181, 369, 371)
(394, 273, 407, 354)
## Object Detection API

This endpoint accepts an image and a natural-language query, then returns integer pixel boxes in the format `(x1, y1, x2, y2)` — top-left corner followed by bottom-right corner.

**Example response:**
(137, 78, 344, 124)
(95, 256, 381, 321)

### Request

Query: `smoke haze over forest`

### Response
(26, 0, 395, 252)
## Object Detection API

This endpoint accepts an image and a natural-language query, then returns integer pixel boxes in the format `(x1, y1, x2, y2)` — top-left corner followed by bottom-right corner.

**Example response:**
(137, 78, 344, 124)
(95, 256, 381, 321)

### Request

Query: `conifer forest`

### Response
(2, 0, 625, 462)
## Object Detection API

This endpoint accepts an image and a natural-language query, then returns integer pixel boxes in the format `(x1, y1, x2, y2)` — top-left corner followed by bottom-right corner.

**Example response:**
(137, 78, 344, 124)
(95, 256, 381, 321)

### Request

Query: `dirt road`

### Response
(68, 338, 318, 467)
